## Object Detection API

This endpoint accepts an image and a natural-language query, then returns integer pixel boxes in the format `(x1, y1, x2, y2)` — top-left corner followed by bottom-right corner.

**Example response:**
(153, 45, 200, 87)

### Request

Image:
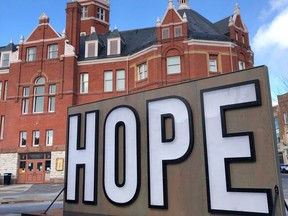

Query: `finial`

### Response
(234, 3, 240, 15)
(62, 28, 66, 38)
(168, 0, 174, 9)
(156, 17, 161, 27)
(20, 35, 24, 44)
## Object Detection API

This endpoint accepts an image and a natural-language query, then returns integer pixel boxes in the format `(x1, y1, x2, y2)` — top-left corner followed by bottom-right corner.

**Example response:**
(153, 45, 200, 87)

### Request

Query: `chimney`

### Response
(65, 1, 81, 56)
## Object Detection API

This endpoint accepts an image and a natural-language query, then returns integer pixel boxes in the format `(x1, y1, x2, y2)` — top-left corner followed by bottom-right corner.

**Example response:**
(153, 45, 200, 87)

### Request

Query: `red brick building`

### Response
(275, 93, 288, 165)
(0, 0, 253, 184)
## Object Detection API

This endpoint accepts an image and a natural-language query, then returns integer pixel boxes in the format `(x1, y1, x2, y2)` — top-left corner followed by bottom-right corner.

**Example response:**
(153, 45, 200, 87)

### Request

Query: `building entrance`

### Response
(18, 153, 51, 184)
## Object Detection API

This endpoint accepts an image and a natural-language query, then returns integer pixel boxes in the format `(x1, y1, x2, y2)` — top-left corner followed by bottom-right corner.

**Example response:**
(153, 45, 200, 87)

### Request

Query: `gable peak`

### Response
(39, 13, 50, 24)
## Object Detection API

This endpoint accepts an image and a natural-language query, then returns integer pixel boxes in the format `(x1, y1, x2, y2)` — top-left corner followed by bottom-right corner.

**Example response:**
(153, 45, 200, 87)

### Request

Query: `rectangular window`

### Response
(80, 73, 89, 94)
(20, 131, 27, 147)
(284, 113, 288, 124)
(0, 81, 2, 100)
(81, 6, 88, 18)
(162, 28, 170, 39)
(46, 130, 53, 146)
(238, 60, 245, 70)
(116, 70, 125, 91)
(138, 63, 148, 81)
(242, 34, 245, 44)
(48, 44, 58, 59)
(3, 81, 8, 101)
(97, 8, 105, 20)
(27, 47, 37, 62)
(48, 85, 56, 112)
(22, 87, 30, 114)
(174, 26, 182, 37)
(33, 86, 45, 113)
(2, 53, 10, 67)
(109, 40, 119, 55)
(167, 56, 181, 74)
(209, 59, 217, 72)
(33, 131, 40, 146)
(87, 42, 96, 57)
(0, 116, 4, 139)
(104, 71, 113, 92)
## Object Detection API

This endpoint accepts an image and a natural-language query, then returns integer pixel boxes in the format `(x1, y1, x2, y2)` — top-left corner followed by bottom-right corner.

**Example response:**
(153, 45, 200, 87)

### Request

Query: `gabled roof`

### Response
(79, 8, 231, 61)
(214, 17, 230, 35)
(79, 27, 157, 60)
(0, 42, 17, 53)
(178, 9, 229, 41)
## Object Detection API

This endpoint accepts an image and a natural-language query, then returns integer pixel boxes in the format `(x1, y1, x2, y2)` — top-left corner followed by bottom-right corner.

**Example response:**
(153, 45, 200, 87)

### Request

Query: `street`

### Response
(0, 201, 62, 215)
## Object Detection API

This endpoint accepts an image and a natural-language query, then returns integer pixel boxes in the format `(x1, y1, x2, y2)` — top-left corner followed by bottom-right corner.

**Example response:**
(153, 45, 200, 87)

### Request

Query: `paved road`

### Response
(0, 184, 64, 215)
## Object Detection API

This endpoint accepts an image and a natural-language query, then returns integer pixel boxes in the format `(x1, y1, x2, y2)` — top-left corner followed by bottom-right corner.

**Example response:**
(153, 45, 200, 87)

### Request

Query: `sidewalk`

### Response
(0, 184, 64, 216)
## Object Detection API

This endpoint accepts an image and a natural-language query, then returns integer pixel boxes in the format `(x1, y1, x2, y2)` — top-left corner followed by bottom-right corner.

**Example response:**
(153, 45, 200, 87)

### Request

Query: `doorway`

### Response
(18, 153, 51, 184)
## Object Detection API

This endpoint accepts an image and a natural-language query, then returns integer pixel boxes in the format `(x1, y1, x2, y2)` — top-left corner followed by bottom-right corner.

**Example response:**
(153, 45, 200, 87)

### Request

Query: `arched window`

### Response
(33, 77, 45, 113)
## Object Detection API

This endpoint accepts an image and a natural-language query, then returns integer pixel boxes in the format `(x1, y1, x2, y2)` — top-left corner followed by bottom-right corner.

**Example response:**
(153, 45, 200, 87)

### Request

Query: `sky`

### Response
(0, 0, 287, 103)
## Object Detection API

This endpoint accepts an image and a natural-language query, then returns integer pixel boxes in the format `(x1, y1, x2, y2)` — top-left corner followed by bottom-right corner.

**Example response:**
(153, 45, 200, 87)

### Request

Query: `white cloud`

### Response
(252, 4, 288, 99)
(269, 0, 288, 11)
(253, 8, 288, 51)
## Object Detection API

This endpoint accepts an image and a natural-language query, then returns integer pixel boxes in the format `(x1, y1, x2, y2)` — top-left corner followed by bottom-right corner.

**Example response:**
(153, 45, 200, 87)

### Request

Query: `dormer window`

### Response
(1, 52, 10, 67)
(81, 6, 88, 19)
(97, 8, 105, 21)
(108, 39, 120, 55)
(85, 41, 98, 58)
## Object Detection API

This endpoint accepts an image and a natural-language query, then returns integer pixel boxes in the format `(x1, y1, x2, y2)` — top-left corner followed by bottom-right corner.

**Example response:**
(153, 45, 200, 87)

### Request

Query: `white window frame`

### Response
(81, 6, 88, 18)
(22, 87, 30, 114)
(174, 26, 182, 38)
(167, 56, 181, 74)
(85, 41, 98, 58)
(107, 38, 121, 55)
(104, 71, 113, 92)
(48, 84, 56, 112)
(0, 115, 4, 140)
(47, 44, 58, 59)
(284, 113, 288, 125)
(209, 59, 217, 72)
(20, 131, 27, 147)
(80, 73, 89, 94)
(97, 7, 105, 21)
(46, 130, 53, 146)
(162, 28, 170, 40)
(137, 63, 148, 81)
(3, 81, 8, 101)
(0, 81, 2, 100)
(238, 60, 245, 70)
(33, 130, 40, 146)
(27, 47, 37, 62)
(116, 70, 125, 91)
(33, 78, 45, 114)
(1, 51, 10, 67)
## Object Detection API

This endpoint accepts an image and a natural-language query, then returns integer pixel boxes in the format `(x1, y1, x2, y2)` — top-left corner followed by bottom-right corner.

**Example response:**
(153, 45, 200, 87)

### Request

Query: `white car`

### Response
(280, 164, 288, 173)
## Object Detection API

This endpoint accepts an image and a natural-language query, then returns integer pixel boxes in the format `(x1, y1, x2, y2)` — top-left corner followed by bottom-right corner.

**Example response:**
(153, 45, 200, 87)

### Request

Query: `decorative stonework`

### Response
(64, 40, 76, 57)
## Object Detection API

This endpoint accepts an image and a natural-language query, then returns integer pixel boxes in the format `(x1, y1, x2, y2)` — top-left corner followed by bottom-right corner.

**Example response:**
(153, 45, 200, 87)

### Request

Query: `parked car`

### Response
(280, 164, 288, 173)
